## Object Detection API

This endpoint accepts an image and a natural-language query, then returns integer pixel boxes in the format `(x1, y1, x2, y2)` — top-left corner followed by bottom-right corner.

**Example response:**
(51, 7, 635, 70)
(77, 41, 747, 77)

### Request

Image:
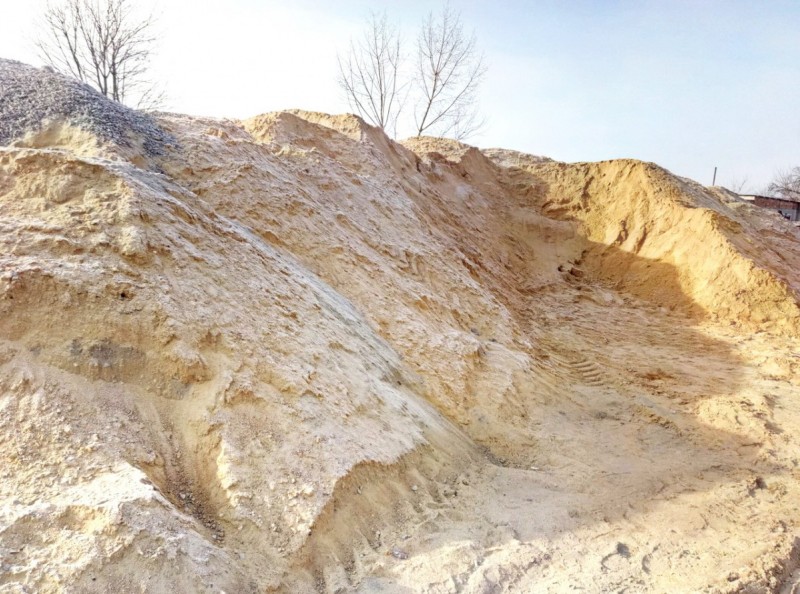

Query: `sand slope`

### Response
(2, 61, 800, 593)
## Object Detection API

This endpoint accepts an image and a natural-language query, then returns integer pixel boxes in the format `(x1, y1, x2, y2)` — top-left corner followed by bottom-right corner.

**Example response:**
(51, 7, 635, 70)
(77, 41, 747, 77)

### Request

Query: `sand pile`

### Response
(2, 60, 800, 593)
(505, 159, 800, 332)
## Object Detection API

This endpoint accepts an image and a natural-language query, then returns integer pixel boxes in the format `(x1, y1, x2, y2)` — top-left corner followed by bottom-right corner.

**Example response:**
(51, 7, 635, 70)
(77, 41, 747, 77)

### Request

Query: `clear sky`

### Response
(1, 0, 798, 191)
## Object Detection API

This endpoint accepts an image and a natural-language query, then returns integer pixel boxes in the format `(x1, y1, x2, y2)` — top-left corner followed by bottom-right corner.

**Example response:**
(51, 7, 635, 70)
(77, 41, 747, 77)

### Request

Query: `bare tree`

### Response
(413, 4, 486, 139)
(767, 167, 800, 200)
(337, 12, 404, 135)
(36, 0, 163, 108)
(725, 176, 750, 194)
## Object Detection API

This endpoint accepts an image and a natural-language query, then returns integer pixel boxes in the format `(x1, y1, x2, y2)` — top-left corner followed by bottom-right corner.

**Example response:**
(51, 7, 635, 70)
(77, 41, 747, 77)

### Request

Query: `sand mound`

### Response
(499, 158, 800, 333)
(2, 62, 800, 593)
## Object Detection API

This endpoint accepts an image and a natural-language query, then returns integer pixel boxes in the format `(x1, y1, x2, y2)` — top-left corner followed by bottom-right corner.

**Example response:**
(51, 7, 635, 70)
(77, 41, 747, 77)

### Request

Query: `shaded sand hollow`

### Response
(2, 60, 800, 593)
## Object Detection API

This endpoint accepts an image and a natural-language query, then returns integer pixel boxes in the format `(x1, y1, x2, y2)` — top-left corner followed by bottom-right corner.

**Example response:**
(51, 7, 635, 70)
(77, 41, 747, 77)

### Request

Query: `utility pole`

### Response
(712, 166, 717, 186)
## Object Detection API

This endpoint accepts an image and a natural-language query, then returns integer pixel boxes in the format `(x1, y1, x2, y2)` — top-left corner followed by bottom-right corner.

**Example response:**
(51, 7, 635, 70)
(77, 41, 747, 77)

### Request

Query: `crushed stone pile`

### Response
(0, 58, 172, 154)
(2, 60, 800, 594)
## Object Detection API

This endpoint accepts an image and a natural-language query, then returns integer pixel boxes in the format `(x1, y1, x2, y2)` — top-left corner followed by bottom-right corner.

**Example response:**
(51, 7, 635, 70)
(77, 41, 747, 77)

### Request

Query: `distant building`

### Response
(738, 194, 800, 221)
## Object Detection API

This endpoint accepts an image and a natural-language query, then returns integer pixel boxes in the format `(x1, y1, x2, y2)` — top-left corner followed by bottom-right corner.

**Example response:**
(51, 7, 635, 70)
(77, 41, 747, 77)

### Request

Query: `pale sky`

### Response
(1, 0, 798, 191)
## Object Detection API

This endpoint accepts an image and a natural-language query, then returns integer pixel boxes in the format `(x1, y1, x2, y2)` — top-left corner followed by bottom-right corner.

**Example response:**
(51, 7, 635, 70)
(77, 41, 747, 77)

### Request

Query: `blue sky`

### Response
(1, 0, 798, 190)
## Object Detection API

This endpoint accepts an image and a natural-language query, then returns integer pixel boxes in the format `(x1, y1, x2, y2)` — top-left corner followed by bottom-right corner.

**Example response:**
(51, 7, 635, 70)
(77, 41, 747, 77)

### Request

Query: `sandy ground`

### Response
(2, 63, 800, 593)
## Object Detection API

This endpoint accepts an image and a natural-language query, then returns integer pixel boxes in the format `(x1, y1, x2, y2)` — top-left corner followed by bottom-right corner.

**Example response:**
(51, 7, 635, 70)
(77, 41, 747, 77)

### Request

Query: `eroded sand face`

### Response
(2, 63, 800, 593)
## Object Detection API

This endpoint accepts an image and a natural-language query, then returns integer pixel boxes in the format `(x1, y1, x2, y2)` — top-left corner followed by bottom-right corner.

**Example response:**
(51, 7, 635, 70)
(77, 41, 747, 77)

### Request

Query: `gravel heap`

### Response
(0, 58, 173, 155)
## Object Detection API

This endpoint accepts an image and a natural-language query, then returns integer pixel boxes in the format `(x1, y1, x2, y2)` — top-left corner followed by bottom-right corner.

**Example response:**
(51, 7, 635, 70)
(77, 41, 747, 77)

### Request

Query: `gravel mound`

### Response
(0, 58, 173, 155)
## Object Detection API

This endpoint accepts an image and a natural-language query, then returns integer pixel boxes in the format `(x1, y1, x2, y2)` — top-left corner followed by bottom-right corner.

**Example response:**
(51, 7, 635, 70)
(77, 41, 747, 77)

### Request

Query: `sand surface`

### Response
(2, 61, 800, 593)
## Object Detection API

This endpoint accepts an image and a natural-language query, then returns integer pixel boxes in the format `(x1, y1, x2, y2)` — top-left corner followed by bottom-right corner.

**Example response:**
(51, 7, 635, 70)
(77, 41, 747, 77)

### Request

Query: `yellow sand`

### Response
(1, 110, 800, 593)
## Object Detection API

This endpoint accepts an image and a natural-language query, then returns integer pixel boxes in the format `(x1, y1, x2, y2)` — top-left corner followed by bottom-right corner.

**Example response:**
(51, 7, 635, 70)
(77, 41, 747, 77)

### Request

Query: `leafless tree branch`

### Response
(413, 3, 486, 139)
(35, 0, 164, 108)
(725, 176, 750, 194)
(337, 6, 486, 140)
(337, 12, 405, 136)
(768, 167, 800, 201)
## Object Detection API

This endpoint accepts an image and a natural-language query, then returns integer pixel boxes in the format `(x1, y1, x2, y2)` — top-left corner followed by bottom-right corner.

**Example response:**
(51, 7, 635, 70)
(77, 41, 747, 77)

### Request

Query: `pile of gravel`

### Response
(0, 58, 173, 155)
